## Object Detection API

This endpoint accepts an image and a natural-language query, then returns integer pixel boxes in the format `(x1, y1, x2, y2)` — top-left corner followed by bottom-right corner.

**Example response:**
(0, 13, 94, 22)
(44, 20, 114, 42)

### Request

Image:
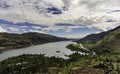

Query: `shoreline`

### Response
(0, 40, 71, 53)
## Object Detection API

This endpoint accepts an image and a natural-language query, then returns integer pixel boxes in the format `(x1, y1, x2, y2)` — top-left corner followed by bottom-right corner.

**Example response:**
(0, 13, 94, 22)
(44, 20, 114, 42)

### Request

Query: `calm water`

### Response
(0, 41, 75, 61)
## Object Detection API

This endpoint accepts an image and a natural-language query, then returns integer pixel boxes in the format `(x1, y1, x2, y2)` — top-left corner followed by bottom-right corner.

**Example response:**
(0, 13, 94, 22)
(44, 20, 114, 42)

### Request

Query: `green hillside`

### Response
(94, 27, 120, 53)
(76, 26, 120, 44)
(75, 26, 120, 54)
(0, 32, 68, 52)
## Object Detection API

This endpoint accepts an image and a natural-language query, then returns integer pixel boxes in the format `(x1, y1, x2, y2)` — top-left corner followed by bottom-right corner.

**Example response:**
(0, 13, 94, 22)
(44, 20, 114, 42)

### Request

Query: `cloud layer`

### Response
(0, 0, 120, 34)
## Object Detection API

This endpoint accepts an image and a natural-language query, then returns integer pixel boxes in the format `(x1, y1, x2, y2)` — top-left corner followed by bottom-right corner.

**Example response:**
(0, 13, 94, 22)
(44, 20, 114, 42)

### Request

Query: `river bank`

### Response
(0, 41, 74, 61)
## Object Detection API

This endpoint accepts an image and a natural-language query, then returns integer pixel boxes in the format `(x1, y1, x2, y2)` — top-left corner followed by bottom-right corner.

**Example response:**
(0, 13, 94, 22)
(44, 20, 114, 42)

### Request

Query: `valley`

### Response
(0, 26, 120, 74)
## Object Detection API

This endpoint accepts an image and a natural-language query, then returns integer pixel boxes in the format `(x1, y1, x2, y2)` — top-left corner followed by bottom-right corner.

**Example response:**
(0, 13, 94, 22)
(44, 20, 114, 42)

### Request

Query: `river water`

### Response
(0, 41, 75, 61)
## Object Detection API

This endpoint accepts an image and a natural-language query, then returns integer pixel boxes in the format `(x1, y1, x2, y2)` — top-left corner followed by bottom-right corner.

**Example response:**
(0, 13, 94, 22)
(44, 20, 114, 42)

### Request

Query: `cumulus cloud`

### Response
(0, 0, 120, 33)
(0, 26, 6, 32)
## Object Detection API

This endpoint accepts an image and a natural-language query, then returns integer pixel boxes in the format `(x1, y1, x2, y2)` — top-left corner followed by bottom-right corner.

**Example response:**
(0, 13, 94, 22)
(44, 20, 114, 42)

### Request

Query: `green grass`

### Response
(60, 54, 120, 74)
(0, 47, 5, 49)
(82, 43, 95, 49)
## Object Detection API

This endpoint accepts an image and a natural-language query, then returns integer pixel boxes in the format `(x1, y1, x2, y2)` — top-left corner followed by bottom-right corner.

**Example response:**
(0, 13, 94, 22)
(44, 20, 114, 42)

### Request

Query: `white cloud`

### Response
(59, 33, 91, 38)
(0, 0, 120, 33)
(0, 26, 6, 32)
(6, 27, 19, 32)
(29, 29, 45, 34)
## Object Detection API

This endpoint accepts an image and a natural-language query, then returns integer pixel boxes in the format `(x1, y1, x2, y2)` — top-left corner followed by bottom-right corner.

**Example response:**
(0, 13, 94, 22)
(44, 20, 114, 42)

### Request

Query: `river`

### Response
(0, 41, 75, 61)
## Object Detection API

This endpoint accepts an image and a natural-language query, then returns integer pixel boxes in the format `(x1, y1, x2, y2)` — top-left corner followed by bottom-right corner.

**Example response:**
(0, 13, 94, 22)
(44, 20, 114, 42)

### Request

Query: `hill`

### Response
(94, 26, 120, 53)
(0, 32, 68, 52)
(76, 26, 120, 44)
(76, 26, 120, 54)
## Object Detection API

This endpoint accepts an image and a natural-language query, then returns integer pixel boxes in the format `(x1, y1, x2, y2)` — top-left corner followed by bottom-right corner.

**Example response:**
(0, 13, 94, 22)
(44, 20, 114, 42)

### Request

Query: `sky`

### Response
(0, 0, 120, 38)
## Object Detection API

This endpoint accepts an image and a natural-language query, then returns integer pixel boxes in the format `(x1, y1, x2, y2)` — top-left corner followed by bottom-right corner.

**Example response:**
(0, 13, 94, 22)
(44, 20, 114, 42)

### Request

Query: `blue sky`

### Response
(0, 0, 120, 38)
(0, 19, 99, 38)
(48, 27, 99, 38)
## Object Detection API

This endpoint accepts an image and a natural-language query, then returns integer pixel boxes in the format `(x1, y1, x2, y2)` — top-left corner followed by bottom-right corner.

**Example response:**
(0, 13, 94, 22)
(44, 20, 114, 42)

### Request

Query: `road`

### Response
(79, 43, 96, 55)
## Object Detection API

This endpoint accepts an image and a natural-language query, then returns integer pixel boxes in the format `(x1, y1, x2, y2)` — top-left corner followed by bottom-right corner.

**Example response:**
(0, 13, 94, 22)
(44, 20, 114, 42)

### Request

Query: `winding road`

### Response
(79, 43, 96, 55)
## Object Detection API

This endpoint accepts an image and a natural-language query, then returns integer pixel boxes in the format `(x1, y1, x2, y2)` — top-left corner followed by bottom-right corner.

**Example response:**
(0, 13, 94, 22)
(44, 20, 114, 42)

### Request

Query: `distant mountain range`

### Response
(0, 32, 68, 52)
(76, 26, 120, 54)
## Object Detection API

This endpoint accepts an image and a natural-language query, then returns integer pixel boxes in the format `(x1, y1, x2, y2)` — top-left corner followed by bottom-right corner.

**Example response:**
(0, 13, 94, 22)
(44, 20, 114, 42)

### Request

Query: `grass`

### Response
(61, 54, 120, 74)
(82, 43, 95, 49)
(0, 47, 5, 49)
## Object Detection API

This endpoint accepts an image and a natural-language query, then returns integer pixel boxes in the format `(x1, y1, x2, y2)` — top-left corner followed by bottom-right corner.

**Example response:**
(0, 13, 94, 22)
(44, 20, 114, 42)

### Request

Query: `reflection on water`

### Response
(0, 41, 74, 61)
